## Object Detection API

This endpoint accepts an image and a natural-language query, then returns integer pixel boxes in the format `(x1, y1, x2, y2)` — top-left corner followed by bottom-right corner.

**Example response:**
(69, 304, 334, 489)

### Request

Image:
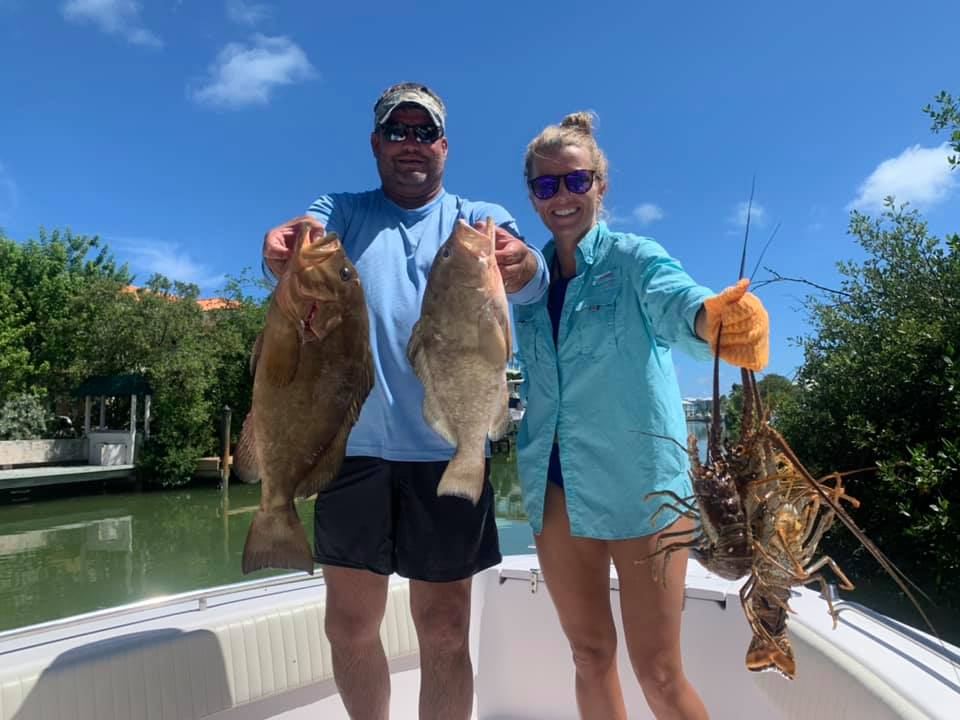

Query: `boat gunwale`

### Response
(0, 569, 324, 644)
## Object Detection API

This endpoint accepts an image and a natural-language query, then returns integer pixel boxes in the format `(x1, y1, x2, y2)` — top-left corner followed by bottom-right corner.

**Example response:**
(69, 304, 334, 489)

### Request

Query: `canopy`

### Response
(72, 373, 152, 398)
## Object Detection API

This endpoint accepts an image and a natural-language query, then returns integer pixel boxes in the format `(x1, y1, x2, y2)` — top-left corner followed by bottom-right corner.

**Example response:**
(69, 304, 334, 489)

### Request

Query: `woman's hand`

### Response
(476, 223, 537, 293)
(697, 279, 770, 371)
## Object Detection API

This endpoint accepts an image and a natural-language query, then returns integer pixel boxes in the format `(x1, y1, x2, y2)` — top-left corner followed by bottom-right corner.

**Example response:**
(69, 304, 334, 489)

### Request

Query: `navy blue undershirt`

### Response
(546, 264, 571, 489)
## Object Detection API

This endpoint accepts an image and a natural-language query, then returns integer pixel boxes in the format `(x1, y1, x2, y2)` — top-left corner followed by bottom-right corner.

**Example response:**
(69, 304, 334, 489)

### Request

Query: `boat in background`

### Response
(0, 554, 956, 719)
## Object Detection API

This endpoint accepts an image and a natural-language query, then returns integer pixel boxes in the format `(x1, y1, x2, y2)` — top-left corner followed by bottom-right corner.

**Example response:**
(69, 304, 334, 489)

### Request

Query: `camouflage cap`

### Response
(373, 82, 447, 130)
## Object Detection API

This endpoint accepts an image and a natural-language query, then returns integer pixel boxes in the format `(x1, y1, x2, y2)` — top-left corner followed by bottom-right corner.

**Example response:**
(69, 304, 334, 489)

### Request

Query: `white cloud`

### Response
(190, 35, 315, 109)
(847, 143, 957, 212)
(226, 0, 270, 26)
(61, 0, 162, 48)
(114, 237, 225, 291)
(729, 200, 767, 229)
(632, 203, 664, 225)
(0, 162, 19, 224)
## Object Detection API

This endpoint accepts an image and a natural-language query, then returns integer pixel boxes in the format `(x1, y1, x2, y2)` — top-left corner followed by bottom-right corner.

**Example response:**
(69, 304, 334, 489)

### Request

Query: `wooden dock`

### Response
(0, 465, 135, 491)
(195, 456, 231, 480)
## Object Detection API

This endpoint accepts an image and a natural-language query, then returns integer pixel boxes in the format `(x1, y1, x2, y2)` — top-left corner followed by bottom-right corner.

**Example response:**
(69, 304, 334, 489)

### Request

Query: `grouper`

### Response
(407, 218, 511, 504)
(239, 222, 373, 574)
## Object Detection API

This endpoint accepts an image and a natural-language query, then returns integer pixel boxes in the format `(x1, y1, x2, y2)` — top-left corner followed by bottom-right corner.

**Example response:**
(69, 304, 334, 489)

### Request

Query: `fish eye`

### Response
(339, 266, 353, 281)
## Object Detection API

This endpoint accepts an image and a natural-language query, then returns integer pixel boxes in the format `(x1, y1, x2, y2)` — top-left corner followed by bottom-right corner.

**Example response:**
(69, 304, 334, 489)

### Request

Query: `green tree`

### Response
(722, 373, 798, 439)
(129, 276, 217, 487)
(0, 392, 51, 440)
(202, 269, 270, 451)
(124, 272, 267, 487)
(0, 228, 131, 404)
(776, 199, 959, 598)
(0, 235, 32, 399)
(0, 226, 268, 483)
(924, 90, 960, 167)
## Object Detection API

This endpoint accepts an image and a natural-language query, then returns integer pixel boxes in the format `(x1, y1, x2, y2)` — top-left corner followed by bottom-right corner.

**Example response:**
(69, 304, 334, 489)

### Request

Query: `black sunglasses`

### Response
(528, 169, 596, 200)
(380, 121, 444, 144)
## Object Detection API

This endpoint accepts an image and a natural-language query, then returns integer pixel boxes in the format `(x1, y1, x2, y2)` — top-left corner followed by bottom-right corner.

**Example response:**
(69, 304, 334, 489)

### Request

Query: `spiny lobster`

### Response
(644, 183, 944, 679)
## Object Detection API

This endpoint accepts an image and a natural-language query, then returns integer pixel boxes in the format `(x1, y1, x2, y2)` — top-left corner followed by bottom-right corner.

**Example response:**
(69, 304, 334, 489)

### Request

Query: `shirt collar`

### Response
(543, 222, 609, 279)
(574, 222, 607, 269)
(380, 187, 447, 221)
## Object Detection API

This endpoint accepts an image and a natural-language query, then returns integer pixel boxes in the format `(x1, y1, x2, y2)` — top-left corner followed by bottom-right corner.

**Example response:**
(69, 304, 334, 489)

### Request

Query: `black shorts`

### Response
(313, 456, 502, 582)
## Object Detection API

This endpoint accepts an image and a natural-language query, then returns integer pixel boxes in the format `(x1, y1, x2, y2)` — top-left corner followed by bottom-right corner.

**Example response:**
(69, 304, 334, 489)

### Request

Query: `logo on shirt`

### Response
(592, 270, 616, 287)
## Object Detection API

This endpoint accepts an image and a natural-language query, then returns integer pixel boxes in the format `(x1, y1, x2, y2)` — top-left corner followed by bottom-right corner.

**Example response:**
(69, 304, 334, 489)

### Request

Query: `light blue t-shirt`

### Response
(308, 188, 548, 461)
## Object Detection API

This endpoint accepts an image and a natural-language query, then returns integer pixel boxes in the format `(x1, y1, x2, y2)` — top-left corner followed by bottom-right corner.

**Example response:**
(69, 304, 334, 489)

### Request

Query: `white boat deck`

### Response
(1, 555, 957, 719)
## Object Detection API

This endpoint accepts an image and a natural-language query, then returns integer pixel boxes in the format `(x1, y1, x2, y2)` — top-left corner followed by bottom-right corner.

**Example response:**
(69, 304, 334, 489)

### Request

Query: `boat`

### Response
(0, 554, 956, 719)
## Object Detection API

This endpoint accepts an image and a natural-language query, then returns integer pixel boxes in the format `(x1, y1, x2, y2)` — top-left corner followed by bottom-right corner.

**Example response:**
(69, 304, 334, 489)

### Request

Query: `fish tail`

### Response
(745, 632, 795, 679)
(241, 505, 314, 575)
(437, 450, 486, 505)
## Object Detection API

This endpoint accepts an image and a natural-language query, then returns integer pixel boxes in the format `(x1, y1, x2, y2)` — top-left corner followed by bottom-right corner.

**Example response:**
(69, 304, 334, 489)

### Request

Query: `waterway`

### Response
(0, 454, 532, 632)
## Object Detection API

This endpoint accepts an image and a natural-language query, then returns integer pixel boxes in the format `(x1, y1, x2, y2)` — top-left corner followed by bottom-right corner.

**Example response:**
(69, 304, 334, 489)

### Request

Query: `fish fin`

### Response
(241, 504, 314, 575)
(406, 319, 426, 373)
(259, 316, 301, 386)
(438, 448, 486, 504)
(295, 415, 350, 499)
(249, 332, 263, 377)
(407, 321, 457, 444)
(478, 305, 508, 368)
(295, 349, 375, 499)
(503, 305, 513, 364)
(488, 381, 510, 441)
(485, 219, 512, 363)
(233, 410, 260, 484)
(306, 309, 343, 345)
(423, 389, 456, 445)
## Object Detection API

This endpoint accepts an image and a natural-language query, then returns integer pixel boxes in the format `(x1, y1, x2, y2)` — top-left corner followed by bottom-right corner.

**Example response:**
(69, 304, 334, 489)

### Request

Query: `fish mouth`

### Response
(453, 219, 494, 259)
(299, 235, 342, 265)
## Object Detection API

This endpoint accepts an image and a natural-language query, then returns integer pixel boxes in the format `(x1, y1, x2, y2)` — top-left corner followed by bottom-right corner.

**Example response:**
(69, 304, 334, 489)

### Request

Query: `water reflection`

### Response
(0, 484, 304, 632)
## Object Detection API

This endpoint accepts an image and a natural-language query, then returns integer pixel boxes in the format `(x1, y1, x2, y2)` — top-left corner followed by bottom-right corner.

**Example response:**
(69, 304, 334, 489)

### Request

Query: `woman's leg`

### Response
(534, 482, 627, 720)
(609, 518, 709, 719)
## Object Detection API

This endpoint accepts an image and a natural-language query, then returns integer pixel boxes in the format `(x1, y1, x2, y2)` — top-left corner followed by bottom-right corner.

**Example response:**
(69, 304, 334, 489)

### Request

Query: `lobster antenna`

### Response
(738, 175, 755, 280)
(749, 222, 781, 282)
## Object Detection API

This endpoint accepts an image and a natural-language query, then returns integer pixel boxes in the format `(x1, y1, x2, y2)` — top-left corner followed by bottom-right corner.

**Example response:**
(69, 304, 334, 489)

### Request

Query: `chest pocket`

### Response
(575, 273, 620, 357)
(514, 304, 544, 362)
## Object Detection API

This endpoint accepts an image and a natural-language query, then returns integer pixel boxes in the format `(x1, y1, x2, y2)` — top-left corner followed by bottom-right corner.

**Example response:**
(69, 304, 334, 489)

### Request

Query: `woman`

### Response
(514, 112, 768, 720)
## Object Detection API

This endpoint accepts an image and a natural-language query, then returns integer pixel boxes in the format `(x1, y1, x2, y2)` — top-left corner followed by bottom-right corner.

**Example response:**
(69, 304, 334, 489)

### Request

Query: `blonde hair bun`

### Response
(559, 111, 597, 134)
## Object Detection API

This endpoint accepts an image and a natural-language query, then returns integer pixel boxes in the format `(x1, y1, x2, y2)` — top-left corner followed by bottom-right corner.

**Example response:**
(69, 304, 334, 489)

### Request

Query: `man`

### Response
(262, 82, 547, 720)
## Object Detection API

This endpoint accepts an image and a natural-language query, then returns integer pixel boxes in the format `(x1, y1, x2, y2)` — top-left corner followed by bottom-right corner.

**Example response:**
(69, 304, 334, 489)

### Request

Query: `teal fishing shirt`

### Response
(515, 222, 715, 540)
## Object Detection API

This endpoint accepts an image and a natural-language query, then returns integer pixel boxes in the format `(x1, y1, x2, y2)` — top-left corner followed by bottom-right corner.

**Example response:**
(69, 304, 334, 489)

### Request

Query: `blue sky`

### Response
(1, 1, 958, 398)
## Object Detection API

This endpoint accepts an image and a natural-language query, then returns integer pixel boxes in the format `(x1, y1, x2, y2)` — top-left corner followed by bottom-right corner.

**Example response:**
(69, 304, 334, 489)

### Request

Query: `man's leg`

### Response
(394, 459, 501, 720)
(313, 457, 397, 719)
(323, 566, 391, 720)
(410, 577, 473, 720)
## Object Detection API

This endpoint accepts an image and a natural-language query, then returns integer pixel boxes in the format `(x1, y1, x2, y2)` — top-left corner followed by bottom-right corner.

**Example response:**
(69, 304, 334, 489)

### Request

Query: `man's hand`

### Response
(263, 216, 327, 277)
(478, 223, 537, 294)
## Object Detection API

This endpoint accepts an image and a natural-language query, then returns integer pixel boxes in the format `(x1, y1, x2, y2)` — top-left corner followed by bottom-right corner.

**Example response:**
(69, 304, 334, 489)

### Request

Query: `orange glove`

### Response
(702, 279, 770, 371)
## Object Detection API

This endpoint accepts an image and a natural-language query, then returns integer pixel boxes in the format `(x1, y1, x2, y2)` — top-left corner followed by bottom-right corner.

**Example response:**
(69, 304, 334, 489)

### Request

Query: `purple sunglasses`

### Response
(528, 169, 596, 200)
